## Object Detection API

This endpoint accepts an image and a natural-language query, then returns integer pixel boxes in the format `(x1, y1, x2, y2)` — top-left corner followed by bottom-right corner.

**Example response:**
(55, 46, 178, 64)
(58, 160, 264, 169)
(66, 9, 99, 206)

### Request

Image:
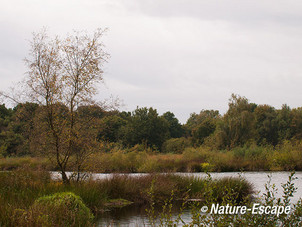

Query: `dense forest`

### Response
(1, 93, 302, 158)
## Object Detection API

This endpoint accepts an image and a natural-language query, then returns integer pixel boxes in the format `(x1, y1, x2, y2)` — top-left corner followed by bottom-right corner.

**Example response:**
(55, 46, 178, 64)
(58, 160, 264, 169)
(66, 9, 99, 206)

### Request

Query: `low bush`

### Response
(13, 192, 93, 227)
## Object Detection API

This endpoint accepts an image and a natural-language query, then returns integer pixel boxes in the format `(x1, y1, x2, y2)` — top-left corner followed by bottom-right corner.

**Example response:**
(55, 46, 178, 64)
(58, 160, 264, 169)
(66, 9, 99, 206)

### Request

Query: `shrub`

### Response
(13, 192, 93, 227)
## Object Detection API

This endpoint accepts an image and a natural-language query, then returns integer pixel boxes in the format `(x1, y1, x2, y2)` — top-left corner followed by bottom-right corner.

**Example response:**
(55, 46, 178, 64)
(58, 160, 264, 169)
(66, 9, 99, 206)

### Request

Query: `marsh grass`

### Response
(2, 141, 302, 173)
(146, 172, 302, 227)
(0, 157, 52, 170)
(0, 168, 253, 226)
(78, 141, 302, 173)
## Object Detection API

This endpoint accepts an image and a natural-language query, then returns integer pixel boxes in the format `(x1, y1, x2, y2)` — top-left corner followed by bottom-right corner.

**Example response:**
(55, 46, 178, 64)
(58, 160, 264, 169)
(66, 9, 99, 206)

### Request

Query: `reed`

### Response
(0, 168, 253, 226)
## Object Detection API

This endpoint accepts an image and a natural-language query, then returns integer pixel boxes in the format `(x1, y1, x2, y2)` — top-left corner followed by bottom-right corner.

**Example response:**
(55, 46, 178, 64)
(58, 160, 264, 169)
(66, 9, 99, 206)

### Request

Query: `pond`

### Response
(51, 171, 302, 226)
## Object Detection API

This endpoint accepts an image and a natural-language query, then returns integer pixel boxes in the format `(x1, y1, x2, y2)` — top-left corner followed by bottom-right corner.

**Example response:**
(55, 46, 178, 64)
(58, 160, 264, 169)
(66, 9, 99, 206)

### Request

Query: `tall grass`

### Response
(1, 141, 302, 173)
(89, 141, 302, 172)
(0, 168, 253, 226)
(0, 156, 53, 170)
(146, 172, 302, 226)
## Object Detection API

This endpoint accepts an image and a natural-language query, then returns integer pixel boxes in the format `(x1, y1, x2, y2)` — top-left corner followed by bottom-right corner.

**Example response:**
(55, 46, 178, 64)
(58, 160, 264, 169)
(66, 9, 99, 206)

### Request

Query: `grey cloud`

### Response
(132, 0, 302, 25)
(1, 0, 302, 123)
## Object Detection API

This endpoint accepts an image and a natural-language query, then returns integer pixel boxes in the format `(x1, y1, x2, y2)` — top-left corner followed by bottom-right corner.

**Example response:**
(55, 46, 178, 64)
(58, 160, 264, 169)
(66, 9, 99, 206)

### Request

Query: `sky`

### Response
(1, 0, 302, 123)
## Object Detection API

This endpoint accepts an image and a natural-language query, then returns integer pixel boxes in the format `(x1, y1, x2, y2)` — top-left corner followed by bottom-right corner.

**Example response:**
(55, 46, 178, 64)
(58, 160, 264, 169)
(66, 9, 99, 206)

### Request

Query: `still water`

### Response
(52, 171, 302, 226)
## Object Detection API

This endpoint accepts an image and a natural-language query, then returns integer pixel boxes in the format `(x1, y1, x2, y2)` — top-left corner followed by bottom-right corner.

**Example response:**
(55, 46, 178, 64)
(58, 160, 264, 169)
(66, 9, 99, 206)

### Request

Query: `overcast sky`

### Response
(1, 0, 302, 123)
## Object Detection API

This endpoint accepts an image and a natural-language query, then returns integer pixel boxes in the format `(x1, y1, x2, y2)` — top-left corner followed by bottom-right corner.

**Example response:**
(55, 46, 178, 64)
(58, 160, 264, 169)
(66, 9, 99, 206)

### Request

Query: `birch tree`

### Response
(25, 29, 109, 183)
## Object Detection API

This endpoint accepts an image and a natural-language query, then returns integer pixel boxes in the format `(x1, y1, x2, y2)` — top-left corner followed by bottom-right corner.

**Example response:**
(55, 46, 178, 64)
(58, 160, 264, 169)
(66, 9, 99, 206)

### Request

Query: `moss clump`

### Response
(14, 192, 93, 227)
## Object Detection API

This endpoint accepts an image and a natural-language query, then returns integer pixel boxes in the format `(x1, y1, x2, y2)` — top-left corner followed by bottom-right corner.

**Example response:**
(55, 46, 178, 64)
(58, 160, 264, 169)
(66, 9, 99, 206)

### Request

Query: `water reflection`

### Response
(96, 202, 194, 227)
(97, 203, 149, 226)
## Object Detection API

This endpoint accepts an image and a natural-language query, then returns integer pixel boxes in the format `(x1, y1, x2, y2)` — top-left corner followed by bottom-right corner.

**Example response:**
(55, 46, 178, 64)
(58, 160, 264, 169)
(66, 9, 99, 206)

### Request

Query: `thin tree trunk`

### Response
(61, 171, 70, 184)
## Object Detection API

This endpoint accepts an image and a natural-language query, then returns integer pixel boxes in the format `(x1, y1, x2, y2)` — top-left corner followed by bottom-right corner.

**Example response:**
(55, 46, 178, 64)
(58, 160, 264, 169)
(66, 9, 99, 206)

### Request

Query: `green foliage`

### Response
(0, 103, 24, 157)
(97, 114, 127, 142)
(3, 93, 302, 157)
(291, 107, 302, 139)
(0, 104, 13, 119)
(276, 104, 294, 141)
(186, 110, 220, 146)
(119, 107, 170, 150)
(77, 105, 106, 119)
(0, 130, 23, 157)
(216, 94, 257, 149)
(254, 104, 279, 145)
(13, 192, 93, 227)
(161, 137, 191, 153)
(162, 111, 184, 138)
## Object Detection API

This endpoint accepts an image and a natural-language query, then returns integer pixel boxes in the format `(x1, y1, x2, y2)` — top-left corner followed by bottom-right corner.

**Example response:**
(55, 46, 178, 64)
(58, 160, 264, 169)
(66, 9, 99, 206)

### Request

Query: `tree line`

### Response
(1, 93, 302, 157)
